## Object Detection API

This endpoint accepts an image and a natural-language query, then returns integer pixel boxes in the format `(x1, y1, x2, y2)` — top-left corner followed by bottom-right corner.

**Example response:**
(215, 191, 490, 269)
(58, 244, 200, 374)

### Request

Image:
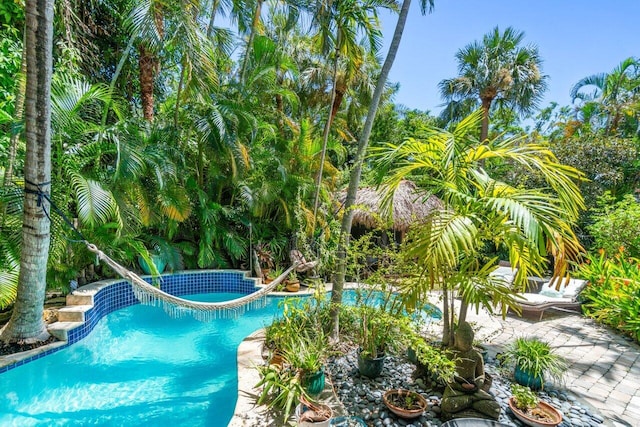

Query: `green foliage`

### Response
(255, 363, 305, 422)
(372, 110, 585, 344)
(258, 293, 330, 420)
(438, 26, 548, 129)
(587, 193, 640, 257)
(552, 134, 638, 204)
(511, 384, 538, 411)
(502, 337, 566, 386)
(576, 250, 640, 343)
(0, 0, 23, 29)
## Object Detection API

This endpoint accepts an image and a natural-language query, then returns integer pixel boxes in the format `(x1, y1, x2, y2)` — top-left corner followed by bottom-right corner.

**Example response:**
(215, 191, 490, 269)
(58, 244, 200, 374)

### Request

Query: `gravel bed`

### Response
(327, 349, 606, 427)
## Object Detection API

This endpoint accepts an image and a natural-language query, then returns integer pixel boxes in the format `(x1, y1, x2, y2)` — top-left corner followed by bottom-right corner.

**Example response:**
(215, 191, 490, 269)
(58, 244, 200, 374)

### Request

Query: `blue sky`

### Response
(379, 0, 640, 115)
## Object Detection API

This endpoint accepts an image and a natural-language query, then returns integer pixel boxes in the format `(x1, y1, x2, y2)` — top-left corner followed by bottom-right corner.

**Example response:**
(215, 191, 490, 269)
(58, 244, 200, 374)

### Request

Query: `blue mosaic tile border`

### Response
(0, 270, 259, 373)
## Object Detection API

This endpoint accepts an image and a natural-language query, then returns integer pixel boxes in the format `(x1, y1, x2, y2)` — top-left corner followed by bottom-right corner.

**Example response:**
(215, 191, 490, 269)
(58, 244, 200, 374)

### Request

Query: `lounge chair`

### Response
(290, 250, 318, 273)
(490, 265, 518, 286)
(515, 277, 588, 320)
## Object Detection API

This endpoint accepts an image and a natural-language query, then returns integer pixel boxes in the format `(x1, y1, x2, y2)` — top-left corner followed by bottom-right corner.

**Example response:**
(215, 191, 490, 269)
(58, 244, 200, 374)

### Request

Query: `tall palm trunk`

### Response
(206, 0, 220, 37)
(330, 0, 414, 339)
(480, 96, 493, 142)
(0, 0, 54, 344)
(312, 47, 340, 224)
(139, 45, 157, 122)
(238, 0, 264, 84)
(138, 8, 164, 122)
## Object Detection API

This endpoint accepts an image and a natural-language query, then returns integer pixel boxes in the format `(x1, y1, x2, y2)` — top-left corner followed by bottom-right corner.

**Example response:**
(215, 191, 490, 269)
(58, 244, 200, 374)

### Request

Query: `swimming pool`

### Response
(0, 292, 281, 426)
(0, 273, 440, 426)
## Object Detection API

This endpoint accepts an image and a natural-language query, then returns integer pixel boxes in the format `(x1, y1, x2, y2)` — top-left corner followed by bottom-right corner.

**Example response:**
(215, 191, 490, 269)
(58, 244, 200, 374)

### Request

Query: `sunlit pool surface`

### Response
(0, 289, 440, 426)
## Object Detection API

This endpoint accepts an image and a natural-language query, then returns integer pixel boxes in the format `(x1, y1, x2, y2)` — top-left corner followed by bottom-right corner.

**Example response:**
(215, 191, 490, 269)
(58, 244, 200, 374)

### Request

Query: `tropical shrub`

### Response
(577, 250, 640, 343)
(587, 193, 640, 258)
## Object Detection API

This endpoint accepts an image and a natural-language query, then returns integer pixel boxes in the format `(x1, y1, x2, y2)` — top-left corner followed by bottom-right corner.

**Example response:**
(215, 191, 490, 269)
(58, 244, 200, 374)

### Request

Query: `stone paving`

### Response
(461, 308, 640, 427)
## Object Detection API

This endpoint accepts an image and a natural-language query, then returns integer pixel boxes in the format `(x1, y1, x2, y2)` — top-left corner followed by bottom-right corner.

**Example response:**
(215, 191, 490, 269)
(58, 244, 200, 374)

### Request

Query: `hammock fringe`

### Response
(85, 242, 299, 321)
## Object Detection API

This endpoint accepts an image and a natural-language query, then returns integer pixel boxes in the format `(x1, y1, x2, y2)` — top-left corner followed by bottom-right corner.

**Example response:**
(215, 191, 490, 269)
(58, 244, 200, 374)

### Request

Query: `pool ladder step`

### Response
(47, 288, 98, 341)
(57, 305, 93, 322)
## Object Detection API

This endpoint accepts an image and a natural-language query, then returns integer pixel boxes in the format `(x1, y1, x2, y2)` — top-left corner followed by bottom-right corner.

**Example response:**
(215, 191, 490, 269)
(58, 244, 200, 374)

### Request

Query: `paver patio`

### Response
(463, 308, 640, 427)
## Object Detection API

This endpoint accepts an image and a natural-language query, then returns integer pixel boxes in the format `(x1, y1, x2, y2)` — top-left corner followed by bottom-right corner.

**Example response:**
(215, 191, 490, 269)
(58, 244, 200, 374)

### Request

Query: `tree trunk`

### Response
(238, 0, 263, 84)
(480, 97, 492, 142)
(206, 0, 220, 37)
(330, 0, 413, 339)
(312, 47, 340, 225)
(0, 0, 54, 344)
(138, 7, 164, 123)
(139, 44, 156, 122)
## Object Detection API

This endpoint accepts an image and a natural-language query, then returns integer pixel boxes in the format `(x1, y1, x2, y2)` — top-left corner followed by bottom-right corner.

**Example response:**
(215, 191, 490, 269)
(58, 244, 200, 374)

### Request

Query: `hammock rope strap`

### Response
(84, 242, 299, 321)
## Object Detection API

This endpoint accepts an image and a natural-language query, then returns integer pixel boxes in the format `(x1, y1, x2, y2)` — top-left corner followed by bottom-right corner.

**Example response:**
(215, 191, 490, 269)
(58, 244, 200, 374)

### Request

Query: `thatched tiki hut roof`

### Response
(338, 180, 442, 234)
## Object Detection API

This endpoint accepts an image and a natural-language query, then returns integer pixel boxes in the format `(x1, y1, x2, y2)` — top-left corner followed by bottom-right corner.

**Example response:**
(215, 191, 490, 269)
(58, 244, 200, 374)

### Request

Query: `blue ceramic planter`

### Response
(514, 365, 543, 390)
(304, 369, 325, 396)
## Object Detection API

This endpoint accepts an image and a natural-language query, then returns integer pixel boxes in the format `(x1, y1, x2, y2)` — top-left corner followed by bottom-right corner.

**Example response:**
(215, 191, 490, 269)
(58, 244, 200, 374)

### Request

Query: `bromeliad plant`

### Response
(577, 249, 640, 343)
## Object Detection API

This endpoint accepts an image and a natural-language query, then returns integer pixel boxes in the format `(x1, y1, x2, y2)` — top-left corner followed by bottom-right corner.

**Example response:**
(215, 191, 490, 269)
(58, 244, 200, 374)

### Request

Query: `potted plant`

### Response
(295, 395, 333, 426)
(508, 384, 563, 427)
(282, 330, 328, 396)
(255, 242, 275, 280)
(502, 337, 566, 390)
(355, 306, 397, 378)
(137, 251, 167, 274)
(286, 271, 300, 292)
(382, 389, 428, 419)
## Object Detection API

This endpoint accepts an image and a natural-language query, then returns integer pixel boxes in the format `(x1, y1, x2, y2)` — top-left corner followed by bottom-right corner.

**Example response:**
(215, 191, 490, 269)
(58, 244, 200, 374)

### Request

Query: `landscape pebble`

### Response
(326, 349, 606, 427)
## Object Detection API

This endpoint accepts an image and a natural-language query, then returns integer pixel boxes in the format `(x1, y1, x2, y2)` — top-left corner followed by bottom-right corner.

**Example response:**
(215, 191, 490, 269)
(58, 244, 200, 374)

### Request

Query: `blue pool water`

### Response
(0, 288, 440, 427)
(0, 293, 281, 427)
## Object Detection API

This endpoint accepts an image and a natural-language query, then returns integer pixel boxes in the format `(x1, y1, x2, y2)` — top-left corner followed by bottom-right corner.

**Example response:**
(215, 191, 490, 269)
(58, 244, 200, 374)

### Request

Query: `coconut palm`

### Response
(371, 110, 585, 345)
(570, 56, 640, 135)
(439, 26, 548, 142)
(329, 0, 435, 338)
(0, 0, 54, 343)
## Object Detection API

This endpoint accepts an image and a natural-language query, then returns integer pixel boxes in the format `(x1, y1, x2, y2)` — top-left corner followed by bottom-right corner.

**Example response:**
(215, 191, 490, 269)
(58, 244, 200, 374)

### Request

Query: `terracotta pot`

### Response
(382, 389, 427, 419)
(285, 280, 300, 292)
(508, 397, 563, 427)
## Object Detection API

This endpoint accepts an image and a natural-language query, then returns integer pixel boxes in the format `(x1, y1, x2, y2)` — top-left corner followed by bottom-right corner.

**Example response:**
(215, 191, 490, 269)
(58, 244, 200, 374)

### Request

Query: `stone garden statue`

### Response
(441, 321, 501, 420)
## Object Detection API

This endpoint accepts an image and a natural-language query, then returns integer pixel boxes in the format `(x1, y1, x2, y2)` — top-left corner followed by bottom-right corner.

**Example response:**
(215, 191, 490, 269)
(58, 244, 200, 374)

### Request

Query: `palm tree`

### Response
(371, 110, 585, 345)
(329, 0, 435, 339)
(309, 0, 393, 223)
(570, 56, 640, 135)
(439, 26, 548, 142)
(0, 0, 54, 343)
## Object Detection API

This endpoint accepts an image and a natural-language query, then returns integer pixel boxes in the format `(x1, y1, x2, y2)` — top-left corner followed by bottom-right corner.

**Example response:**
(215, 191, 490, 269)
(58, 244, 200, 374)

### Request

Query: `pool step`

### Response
(48, 321, 84, 341)
(66, 293, 94, 306)
(57, 305, 93, 322)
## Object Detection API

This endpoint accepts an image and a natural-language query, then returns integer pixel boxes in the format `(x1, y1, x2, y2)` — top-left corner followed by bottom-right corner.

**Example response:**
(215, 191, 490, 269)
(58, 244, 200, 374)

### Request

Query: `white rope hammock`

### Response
(85, 243, 299, 321)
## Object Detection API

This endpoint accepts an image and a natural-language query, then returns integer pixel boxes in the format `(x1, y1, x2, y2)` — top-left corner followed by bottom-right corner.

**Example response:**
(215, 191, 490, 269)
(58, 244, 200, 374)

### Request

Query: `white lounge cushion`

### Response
(490, 266, 517, 285)
(516, 293, 573, 306)
(540, 278, 588, 300)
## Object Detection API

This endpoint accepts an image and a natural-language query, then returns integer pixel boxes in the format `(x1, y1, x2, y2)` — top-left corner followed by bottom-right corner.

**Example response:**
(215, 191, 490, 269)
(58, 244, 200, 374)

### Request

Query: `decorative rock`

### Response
(326, 350, 605, 427)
